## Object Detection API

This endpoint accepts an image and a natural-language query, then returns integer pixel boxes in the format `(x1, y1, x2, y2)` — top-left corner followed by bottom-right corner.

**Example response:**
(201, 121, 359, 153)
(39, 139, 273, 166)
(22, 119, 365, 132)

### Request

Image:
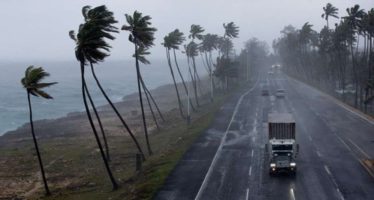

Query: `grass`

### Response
(11, 93, 229, 200)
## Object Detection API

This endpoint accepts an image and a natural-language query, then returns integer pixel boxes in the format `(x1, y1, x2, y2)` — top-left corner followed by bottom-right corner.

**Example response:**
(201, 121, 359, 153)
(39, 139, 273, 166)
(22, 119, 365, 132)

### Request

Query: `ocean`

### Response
(0, 59, 205, 135)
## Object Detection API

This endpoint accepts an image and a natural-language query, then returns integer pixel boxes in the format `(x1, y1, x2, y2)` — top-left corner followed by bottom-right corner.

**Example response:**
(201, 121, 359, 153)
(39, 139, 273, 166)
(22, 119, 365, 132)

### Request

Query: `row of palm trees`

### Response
(273, 3, 374, 112)
(21, 5, 242, 195)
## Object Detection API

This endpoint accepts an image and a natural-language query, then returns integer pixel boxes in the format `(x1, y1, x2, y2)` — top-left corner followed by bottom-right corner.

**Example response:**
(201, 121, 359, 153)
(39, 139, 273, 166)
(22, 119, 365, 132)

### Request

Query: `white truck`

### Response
(266, 113, 299, 175)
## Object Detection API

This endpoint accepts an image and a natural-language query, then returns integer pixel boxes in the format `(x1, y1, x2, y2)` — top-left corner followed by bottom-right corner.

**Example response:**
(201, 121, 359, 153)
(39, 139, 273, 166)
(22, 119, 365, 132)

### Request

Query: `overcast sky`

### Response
(0, 0, 373, 62)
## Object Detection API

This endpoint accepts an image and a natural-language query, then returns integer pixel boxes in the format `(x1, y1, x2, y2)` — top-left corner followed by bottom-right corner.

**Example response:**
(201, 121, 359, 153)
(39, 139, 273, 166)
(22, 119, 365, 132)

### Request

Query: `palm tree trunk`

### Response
(80, 63, 118, 190)
(192, 56, 203, 96)
(166, 48, 185, 119)
(139, 75, 165, 122)
(90, 64, 145, 160)
(173, 49, 196, 111)
(27, 92, 50, 196)
(84, 83, 110, 161)
(139, 75, 160, 130)
(135, 43, 152, 156)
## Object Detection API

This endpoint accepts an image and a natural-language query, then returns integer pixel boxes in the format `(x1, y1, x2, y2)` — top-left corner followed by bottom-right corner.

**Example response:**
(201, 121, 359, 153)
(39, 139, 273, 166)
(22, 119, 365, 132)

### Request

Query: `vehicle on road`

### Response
(266, 113, 299, 175)
(275, 89, 286, 98)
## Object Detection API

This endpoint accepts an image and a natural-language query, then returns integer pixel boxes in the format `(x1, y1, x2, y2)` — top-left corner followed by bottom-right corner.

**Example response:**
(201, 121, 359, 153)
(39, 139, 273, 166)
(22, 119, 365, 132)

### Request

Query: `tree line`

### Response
(18, 5, 270, 196)
(273, 3, 374, 113)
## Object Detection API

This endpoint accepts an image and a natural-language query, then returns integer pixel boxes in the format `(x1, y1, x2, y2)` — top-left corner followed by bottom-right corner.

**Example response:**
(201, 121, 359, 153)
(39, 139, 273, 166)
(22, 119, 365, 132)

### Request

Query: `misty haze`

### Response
(0, 1, 373, 200)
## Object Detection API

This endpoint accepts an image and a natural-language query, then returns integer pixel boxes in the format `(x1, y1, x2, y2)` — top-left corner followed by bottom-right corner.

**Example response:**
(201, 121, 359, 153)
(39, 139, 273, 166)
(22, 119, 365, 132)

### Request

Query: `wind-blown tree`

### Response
(133, 45, 164, 128)
(201, 34, 219, 101)
(69, 5, 119, 190)
(344, 4, 365, 106)
(188, 24, 205, 98)
(185, 41, 200, 106)
(168, 29, 196, 112)
(216, 37, 234, 89)
(222, 22, 239, 58)
(321, 3, 339, 29)
(122, 11, 157, 155)
(21, 66, 57, 196)
(163, 32, 185, 118)
(189, 24, 205, 41)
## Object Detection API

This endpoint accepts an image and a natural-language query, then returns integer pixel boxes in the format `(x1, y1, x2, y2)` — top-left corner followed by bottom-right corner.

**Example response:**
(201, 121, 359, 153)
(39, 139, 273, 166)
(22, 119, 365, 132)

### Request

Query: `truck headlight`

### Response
(270, 163, 276, 168)
(290, 162, 296, 167)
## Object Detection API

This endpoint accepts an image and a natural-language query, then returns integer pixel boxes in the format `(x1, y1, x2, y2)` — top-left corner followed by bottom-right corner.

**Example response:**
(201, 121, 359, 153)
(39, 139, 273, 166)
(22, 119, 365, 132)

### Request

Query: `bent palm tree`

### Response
(69, 5, 119, 190)
(321, 3, 339, 29)
(201, 34, 219, 101)
(21, 66, 57, 196)
(169, 29, 196, 111)
(163, 33, 185, 118)
(122, 11, 157, 155)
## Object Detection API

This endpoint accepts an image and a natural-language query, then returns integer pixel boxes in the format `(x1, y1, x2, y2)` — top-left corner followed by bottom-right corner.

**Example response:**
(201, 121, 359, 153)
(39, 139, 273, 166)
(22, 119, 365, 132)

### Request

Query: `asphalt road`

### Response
(154, 70, 374, 200)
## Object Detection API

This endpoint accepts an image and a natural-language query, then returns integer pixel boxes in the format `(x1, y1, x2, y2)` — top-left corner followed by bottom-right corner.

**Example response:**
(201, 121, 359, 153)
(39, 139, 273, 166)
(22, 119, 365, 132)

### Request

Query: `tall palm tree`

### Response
(222, 22, 239, 58)
(201, 34, 219, 101)
(133, 45, 163, 129)
(163, 33, 185, 118)
(344, 4, 365, 107)
(185, 41, 200, 106)
(122, 11, 157, 155)
(69, 5, 119, 190)
(169, 29, 196, 112)
(188, 25, 205, 100)
(321, 3, 339, 29)
(21, 66, 57, 196)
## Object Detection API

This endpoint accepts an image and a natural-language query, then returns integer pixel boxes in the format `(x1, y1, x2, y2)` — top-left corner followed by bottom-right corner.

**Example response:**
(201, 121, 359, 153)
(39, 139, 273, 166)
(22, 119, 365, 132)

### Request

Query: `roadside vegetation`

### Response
(273, 3, 374, 115)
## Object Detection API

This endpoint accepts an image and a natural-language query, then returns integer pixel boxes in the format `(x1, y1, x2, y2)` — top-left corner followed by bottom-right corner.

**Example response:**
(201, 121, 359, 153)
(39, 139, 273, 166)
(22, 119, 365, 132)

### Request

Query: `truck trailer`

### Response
(266, 113, 299, 175)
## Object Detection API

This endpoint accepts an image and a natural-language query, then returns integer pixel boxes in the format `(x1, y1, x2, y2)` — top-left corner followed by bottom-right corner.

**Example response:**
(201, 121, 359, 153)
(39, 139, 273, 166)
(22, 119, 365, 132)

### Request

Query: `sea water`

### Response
(0, 59, 200, 135)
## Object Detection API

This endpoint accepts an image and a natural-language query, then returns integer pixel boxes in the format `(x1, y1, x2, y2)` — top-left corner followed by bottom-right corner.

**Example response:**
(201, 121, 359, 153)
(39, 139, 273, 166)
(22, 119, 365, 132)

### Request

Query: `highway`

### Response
(154, 70, 374, 200)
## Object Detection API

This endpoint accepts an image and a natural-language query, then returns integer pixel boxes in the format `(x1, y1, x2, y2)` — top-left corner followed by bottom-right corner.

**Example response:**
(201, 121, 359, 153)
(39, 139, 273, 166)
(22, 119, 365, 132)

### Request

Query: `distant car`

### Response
(275, 89, 286, 98)
(262, 89, 270, 96)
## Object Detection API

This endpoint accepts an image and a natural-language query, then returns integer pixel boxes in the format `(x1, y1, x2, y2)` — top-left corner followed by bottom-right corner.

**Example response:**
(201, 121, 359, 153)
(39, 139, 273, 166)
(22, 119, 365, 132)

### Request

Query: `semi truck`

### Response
(266, 113, 299, 175)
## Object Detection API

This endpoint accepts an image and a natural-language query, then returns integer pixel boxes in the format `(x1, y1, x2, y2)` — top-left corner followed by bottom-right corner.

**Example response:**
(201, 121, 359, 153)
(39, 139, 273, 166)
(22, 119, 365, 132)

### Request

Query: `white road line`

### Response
(336, 135, 354, 153)
(194, 77, 260, 200)
(290, 188, 296, 200)
(324, 165, 332, 176)
(347, 138, 371, 159)
(308, 135, 312, 141)
(316, 150, 321, 158)
(251, 150, 254, 158)
(337, 188, 345, 200)
(248, 166, 252, 176)
(245, 188, 249, 200)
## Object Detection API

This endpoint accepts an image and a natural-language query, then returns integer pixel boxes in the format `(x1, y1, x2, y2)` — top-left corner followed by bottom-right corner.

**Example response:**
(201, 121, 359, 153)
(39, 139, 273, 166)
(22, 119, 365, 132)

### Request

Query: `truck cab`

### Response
(266, 113, 298, 175)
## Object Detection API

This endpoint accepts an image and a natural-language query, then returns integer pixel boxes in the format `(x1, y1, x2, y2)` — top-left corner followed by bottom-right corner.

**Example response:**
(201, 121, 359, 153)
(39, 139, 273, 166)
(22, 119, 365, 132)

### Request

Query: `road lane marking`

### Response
(195, 77, 260, 200)
(308, 135, 312, 141)
(248, 166, 252, 176)
(347, 138, 370, 159)
(245, 188, 249, 200)
(316, 150, 321, 157)
(290, 188, 296, 200)
(251, 150, 254, 157)
(324, 165, 332, 176)
(337, 188, 345, 200)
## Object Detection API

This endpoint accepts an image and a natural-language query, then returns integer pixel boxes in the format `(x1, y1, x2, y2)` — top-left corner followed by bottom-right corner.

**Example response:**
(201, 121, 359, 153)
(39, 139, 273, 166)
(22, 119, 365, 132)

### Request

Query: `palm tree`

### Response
(185, 41, 200, 106)
(201, 34, 219, 101)
(169, 29, 196, 112)
(21, 66, 57, 196)
(189, 24, 205, 41)
(133, 45, 163, 129)
(69, 5, 119, 190)
(321, 3, 339, 29)
(222, 22, 239, 58)
(223, 22, 239, 39)
(163, 33, 185, 118)
(344, 4, 365, 107)
(122, 11, 157, 155)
